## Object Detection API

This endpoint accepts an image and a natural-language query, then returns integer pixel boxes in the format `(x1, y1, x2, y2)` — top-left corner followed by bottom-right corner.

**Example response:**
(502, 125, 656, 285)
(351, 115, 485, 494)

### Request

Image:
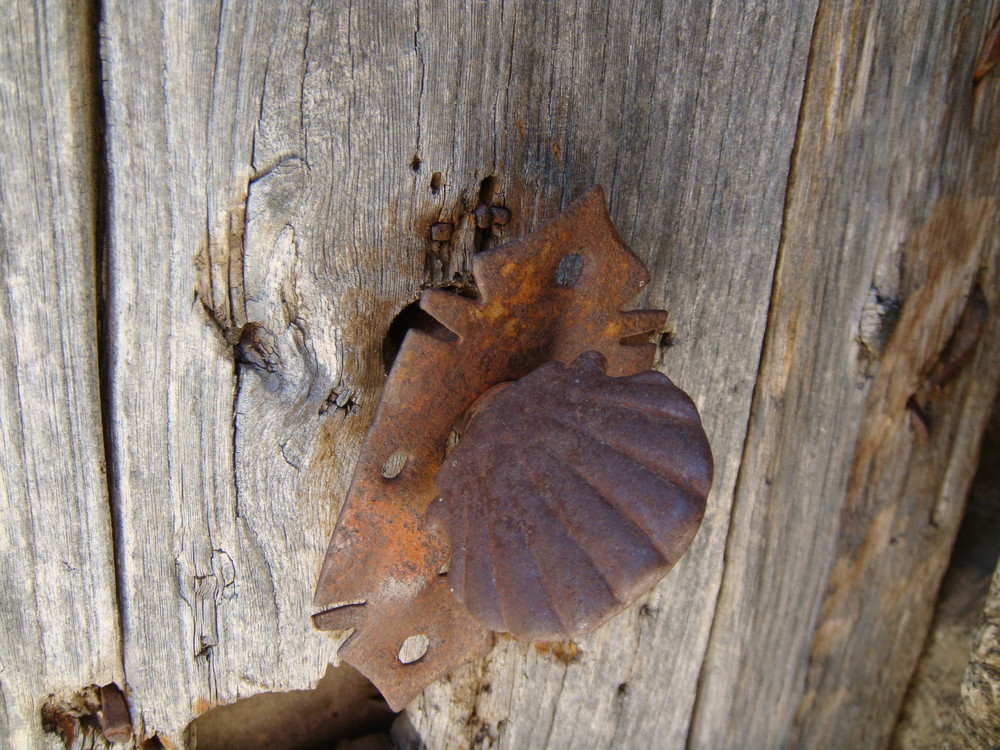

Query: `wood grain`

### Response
(893, 404, 1000, 748)
(100, 2, 345, 743)
(693, 1, 1000, 748)
(101, 1, 817, 744)
(0, 2, 123, 748)
(404, 3, 820, 747)
(3, 0, 998, 747)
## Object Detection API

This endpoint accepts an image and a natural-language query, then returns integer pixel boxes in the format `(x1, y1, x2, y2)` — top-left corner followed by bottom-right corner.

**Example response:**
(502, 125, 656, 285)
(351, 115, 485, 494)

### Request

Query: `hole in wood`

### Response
(555, 252, 584, 287)
(382, 282, 479, 373)
(430, 172, 442, 194)
(381, 452, 407, 479)
(478, 174, 497, 205)
(381, 300, 453, 373)
(398, 634, 429, 664)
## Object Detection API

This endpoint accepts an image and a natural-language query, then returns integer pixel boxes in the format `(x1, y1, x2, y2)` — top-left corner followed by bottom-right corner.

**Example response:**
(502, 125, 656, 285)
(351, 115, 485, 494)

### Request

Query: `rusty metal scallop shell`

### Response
(432, 350, 713, 641)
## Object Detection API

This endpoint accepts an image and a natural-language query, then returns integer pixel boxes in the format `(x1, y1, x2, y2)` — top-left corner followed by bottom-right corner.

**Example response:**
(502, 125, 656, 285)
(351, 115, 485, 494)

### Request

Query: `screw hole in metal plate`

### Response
(398, 634, 429, 664)
(381, 452, 408, 479)
(555, 252, 584, 287)
(444, 429, 461, 457)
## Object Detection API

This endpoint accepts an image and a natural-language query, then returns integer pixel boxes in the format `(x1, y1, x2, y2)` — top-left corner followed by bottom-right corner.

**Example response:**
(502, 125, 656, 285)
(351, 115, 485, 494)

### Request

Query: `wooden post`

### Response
(2, 1, 999, 747)
(0, 3, 124, 748)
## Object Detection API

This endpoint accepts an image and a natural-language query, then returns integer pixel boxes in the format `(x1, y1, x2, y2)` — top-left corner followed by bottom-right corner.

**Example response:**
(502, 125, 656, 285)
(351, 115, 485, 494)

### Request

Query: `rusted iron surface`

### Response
(98, 683, 132, 744)
(433, 351, 712, 640)
(313, 186, 705, 710)
(429, 221, 454, 242)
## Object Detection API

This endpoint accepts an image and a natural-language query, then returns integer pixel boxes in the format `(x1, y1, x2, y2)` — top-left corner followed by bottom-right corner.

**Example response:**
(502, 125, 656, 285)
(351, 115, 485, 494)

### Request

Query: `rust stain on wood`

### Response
(846, 197, 994, 508)
(534, 640, 580, 664)
(796, 194, 998, 743)
(810, 507, 895, 662)
(973, 11, 1000, 84)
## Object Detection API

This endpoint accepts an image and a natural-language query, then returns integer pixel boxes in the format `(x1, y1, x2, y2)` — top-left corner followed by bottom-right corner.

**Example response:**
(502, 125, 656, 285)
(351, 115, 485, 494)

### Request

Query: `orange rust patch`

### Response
(192, 698, 218, 717)
(845, 197, 994, 508)
(534, 640, 580, 664)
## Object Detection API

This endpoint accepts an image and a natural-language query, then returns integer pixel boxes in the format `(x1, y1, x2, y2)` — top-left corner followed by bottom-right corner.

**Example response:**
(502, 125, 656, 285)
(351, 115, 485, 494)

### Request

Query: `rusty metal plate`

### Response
(313, 186, 698, 710)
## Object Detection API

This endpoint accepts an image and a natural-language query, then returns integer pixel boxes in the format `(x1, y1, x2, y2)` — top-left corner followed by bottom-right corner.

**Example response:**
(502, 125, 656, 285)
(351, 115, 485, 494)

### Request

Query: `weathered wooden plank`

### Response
(103, 0, 821, 743)
(101, 2, 340, 744)
(94, 0, 1000, 747)
(691, 1, 1000, 748)
(0, 1, 123, 748)
(386, 2, 820, 747)
(892, 404, 1000, 748)
(103, 0, 816, 744)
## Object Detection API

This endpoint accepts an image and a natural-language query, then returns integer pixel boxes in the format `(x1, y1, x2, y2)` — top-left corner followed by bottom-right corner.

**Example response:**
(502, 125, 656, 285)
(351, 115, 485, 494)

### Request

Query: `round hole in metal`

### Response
(398, 634, 429, 664)
(555, 252, 584, 287)
(382, 451, 408, 479)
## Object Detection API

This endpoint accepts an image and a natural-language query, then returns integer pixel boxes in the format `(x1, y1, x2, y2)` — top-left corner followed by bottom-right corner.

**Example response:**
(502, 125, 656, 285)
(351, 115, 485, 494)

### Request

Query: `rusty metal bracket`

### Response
(313, 186, 712, 710)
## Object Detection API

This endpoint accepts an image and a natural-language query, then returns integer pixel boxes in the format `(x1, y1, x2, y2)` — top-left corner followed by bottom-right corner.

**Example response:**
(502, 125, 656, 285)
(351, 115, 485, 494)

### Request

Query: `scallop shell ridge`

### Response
(434, 350, 713, 640)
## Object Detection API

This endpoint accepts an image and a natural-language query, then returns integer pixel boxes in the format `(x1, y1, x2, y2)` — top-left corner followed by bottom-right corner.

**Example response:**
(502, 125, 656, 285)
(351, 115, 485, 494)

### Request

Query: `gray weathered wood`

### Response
(0, 2, 123, 748)
(103, 0, 1000, 747)
(892, 401, 1000, 749)
(101, 0, 810, 744)
(100, 2, 342, 743)
(4, 0, 999, 747)
(101, 1, 819, 744)
(406, 3, 820, 747)
(692, 2, 1000, 748)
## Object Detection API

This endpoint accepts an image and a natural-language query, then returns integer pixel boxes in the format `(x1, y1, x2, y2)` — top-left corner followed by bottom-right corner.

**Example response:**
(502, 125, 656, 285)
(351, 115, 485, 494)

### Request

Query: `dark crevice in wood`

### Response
(89, 0, 131, 722)
(381, 294, 464, 374)
(413, 0, 424, 177)
(382, 300, 436, 374)
(472, 175, 500, 255)
(195, 200, 250, 348)
(685, 2, 827, 747)
(477, 174, 497, 205)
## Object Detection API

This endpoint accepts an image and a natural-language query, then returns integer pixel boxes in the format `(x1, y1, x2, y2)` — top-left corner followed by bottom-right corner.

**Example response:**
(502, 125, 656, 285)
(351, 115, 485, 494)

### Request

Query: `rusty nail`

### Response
(473, 204, 492, 229)
(429, 222, 453, 242)
(98, 683, 132, 744)
(490, 206, 511, 225)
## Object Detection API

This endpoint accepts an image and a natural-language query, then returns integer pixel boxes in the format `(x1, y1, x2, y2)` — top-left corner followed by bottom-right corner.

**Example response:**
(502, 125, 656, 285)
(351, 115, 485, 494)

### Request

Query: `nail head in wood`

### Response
(430, 222, 453, 242)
